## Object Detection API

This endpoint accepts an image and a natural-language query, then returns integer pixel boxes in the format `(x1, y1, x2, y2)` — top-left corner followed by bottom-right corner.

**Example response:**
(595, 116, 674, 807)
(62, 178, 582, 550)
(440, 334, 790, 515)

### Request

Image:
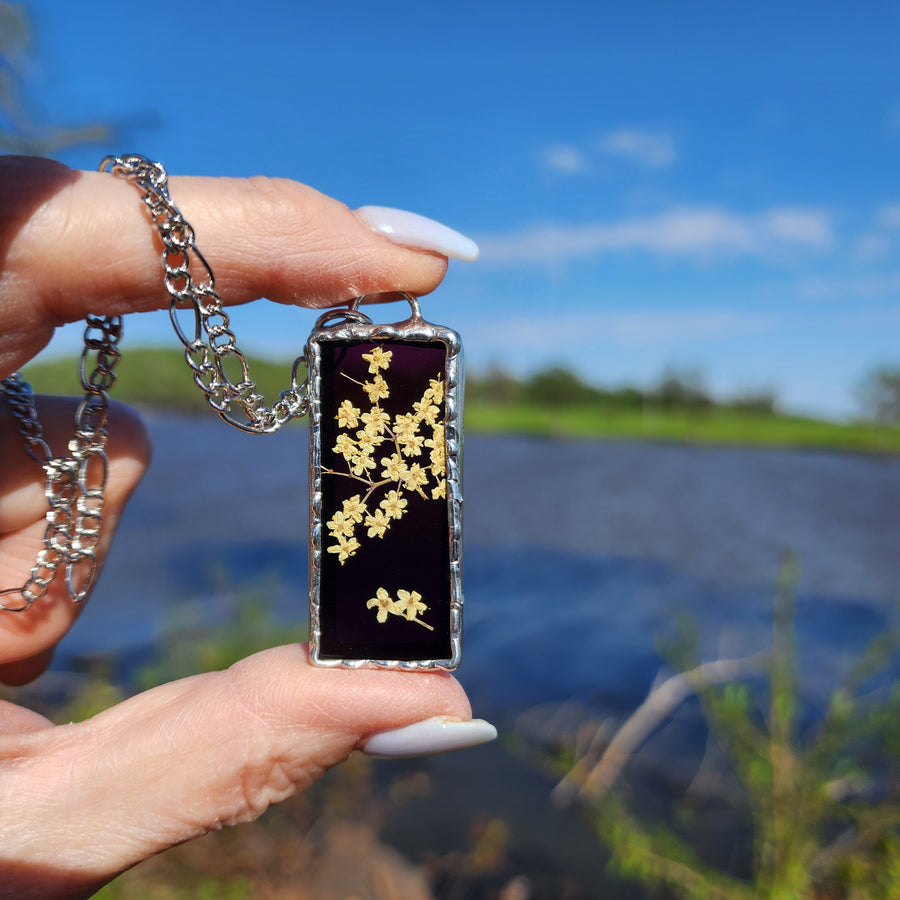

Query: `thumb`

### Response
(1, 643, 491, 898)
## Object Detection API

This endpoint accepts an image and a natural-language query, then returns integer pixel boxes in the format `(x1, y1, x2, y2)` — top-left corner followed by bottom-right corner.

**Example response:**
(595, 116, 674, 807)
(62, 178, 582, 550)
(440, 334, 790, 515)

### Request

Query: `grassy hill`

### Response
(21, 347, 297, 418)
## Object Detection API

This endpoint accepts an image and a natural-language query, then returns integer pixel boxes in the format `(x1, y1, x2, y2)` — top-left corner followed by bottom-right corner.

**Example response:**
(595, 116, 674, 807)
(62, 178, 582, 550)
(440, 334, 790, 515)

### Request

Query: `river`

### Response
(60, 417, 900, 724)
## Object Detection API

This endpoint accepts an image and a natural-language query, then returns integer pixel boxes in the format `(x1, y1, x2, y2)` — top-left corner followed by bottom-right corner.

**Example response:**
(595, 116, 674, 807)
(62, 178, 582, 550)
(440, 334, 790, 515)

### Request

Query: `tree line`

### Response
(466, 364, 779, 415)
(857, 366, 900, 425)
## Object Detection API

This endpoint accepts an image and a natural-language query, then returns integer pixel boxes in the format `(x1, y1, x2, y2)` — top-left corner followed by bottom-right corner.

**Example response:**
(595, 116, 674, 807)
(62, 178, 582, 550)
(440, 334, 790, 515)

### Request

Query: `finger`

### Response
(0, 644, 489, 895)
(0, 699, 53, 733)
(1, 157, 456, 374)
(0, 646, 55, 686)
(0, 397, 151, 674)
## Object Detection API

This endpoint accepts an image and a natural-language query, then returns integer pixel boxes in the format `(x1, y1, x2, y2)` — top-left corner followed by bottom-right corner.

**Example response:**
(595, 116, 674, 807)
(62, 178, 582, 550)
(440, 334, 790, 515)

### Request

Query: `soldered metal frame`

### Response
(306, 297, 463, 670)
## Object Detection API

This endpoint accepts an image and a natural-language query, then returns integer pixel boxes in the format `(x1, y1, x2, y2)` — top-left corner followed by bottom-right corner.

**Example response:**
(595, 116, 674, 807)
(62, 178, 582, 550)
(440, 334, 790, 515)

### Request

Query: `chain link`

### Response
(2, 154, 318, 612)
(1, 314, 122, 611)
(100, 154, 309, 433)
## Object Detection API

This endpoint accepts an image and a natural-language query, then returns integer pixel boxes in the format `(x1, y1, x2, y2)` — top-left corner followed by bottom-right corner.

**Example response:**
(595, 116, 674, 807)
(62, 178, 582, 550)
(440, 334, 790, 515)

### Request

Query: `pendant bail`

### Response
(349, 292, 423, 323)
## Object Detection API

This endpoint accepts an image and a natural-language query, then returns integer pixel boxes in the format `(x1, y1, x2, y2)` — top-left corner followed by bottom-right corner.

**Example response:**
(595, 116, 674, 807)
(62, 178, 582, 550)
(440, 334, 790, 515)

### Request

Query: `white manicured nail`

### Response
(357, 206, 480, 261)
(361, 716, 497, 758)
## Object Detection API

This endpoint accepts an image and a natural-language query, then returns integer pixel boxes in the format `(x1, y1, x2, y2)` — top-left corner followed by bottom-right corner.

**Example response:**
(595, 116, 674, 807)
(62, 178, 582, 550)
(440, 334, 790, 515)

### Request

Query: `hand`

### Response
(0, 156, 491, 899)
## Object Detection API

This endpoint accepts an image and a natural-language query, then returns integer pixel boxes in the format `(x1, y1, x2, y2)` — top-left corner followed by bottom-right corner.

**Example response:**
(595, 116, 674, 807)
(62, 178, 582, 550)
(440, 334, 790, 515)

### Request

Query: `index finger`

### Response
(0, 156, 454, 376)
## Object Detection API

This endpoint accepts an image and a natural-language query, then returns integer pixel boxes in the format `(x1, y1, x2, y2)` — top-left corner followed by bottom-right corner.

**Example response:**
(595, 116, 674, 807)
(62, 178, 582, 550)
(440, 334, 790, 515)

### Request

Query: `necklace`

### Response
(1, 155, 463, 670)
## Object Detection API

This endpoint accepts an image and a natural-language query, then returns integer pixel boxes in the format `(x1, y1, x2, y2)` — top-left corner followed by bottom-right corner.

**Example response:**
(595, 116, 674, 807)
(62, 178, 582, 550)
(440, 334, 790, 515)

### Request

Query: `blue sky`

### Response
(20, 0, 900, 418)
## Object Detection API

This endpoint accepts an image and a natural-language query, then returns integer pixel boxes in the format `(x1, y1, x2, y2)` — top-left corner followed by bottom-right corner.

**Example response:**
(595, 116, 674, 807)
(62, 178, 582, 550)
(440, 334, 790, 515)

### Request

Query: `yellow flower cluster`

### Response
(325, 345, 448, 566)
(366, 586, 434, 630)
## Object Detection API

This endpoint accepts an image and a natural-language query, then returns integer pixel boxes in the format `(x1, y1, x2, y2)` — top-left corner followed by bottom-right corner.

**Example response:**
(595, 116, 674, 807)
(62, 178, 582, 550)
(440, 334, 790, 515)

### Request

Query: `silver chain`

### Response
(1, 154, 315, 612)
(1, 315, 123, 611)
(100, 153, 309, 434)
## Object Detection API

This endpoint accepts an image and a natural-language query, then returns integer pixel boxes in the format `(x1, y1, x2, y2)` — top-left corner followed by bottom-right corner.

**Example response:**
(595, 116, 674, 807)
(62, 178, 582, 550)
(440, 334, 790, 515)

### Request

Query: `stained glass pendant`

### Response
(306, 296, 463, 669)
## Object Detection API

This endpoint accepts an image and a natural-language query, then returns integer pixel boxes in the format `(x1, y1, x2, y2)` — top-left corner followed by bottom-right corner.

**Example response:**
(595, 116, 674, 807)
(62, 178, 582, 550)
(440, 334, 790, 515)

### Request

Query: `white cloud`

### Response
(596, 129, 677, 168)
(467, 309, 777, 352)
(542, 143, 588, 174)
(763, 209, 833, 245)
(798, 272, 900, 302)
(878, 204, 900, 229)
(477, 206, 834, 267)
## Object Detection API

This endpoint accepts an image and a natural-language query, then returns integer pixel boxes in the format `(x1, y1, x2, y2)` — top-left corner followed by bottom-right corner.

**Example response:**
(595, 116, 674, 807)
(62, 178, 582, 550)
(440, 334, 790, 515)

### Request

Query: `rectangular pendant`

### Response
(306, 304, 463, 669)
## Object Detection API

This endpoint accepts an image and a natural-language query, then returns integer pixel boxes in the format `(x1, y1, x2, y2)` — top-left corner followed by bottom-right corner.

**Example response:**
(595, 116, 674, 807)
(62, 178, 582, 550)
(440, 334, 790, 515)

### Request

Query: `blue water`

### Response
(59, 419, 900, 724)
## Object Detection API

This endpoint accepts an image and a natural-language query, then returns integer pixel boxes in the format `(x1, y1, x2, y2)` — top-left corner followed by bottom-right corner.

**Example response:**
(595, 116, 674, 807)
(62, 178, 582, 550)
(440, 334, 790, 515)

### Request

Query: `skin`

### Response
(0, 156, 472, 899)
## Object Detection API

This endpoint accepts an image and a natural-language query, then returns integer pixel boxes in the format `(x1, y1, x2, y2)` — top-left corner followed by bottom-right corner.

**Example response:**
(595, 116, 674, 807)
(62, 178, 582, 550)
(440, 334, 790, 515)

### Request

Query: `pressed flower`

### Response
(428, 440, 446, 476)
(425, 423, 445, 452)
(363, 375, 389, 403)
(367, 587, 398, 623)
(351, 452, 376, 476)
(333, 433, 356, 460)
(365, 508, 390, 538)
(418, 400, 440, 426)
(362, 408, 390, 432)
(393, 413, 417, 440)
(431, 479, 446, 500)
(403, 463, 429, 491)
(342, 494, 367, 524)
(381, 452, 407, 482)
(400, 432, 425, 458)
(396, 588, 427, 620)
(328, 535, 360, 565)
(326, 511, 355, 538)
(428, 378, 444, 405)
(362, 346, 393, 374)
(394, 588, 433, 629)
(413, 396, 437, 421)
(355, 430, 377, 454)
(380, 489, 408, 520)
(336, 400, 361, 429)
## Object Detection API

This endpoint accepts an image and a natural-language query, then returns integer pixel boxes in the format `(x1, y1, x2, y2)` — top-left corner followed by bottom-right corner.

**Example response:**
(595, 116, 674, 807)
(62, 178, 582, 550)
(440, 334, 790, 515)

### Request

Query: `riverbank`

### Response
(466, 402, 900, 454)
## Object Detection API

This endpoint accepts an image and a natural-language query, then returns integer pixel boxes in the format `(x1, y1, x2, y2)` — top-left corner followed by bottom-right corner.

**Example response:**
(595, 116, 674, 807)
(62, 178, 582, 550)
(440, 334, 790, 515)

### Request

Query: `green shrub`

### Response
(560, 553, 900, 899)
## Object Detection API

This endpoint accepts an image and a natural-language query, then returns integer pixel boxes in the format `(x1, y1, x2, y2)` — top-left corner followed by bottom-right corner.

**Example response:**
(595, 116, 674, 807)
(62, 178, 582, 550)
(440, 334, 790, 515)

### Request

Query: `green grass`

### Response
(465, 403, 900, 454)
(22, 346, 302, 418)
(20, 348, 900, 454)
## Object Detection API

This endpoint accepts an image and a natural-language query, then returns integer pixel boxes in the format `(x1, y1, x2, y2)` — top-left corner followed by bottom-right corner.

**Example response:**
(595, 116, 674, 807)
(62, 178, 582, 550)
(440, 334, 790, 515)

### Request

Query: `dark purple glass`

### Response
(315, 340, 453, 662)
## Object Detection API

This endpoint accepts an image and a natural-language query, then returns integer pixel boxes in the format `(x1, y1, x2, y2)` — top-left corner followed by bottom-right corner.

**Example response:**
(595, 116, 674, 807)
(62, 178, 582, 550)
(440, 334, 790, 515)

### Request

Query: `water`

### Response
(62, 418, 900, 723)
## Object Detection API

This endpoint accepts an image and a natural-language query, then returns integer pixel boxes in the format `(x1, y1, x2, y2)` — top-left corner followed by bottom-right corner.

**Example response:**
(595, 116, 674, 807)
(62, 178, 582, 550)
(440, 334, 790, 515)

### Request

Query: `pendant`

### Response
(306, 295, 463, 669)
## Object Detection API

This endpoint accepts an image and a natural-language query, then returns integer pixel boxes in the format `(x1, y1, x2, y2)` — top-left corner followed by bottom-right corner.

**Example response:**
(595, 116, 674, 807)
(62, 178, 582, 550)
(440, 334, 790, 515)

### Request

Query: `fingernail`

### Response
(356, 206, 480, 261)
(361, 716, 497, 758)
